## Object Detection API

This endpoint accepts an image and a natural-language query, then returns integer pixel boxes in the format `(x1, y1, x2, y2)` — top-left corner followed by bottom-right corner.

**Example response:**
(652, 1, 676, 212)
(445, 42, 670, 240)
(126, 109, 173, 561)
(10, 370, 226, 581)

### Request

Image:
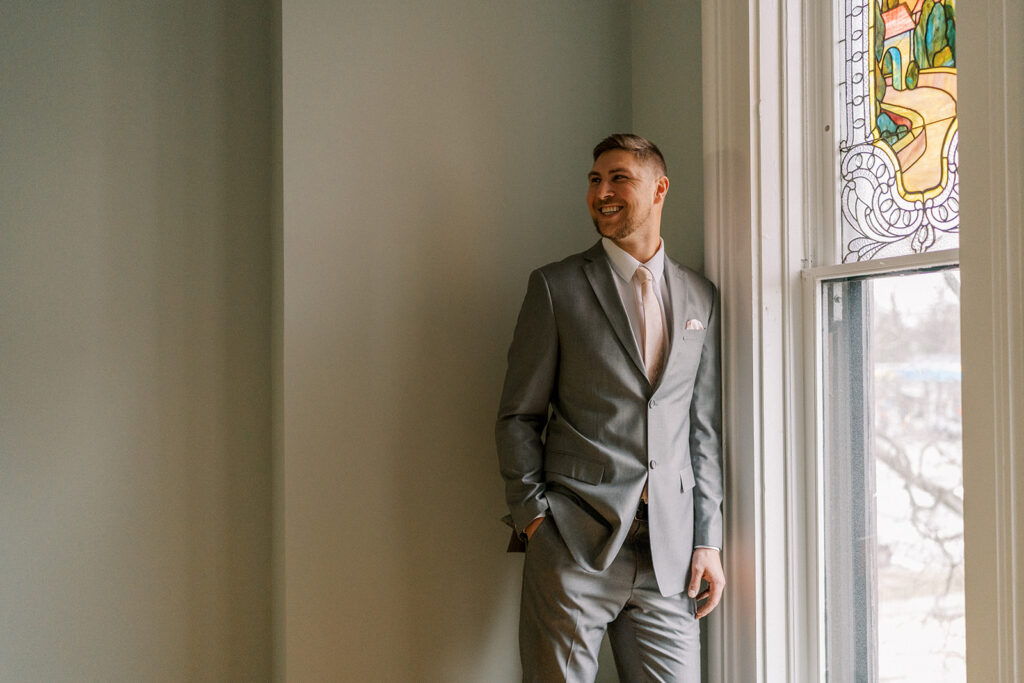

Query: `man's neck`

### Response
(612, 231, 662, 264)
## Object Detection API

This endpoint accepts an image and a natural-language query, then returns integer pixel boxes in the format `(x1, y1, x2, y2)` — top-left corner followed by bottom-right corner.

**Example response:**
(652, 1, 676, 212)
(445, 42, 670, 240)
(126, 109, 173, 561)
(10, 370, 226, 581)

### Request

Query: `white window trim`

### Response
(958, 1, 1024, 680)
(702, 0, 1024, 681)
(702, 0, 827, 677)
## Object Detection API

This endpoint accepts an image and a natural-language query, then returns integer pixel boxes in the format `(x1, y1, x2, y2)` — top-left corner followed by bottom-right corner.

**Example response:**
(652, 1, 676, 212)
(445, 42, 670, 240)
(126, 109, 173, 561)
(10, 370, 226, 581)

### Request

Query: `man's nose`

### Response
(596, 182, 614, 199)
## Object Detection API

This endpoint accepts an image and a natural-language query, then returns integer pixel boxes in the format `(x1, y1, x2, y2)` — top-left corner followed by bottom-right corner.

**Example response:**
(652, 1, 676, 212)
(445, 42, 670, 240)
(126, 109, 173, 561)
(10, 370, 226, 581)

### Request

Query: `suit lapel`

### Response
(581, 243, 647, 379)
(663, 259, 690, 372)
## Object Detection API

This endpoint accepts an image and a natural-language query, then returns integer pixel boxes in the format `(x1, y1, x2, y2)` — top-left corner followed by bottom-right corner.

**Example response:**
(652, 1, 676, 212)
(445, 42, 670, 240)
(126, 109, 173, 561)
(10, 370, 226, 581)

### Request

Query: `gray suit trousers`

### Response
(519, 518, 700, 683)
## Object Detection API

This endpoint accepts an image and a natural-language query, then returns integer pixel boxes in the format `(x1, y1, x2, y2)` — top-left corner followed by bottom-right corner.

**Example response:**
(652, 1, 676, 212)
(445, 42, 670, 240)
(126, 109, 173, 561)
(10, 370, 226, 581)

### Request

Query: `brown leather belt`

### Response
(634, 499, 649, 522)
(628, 500, 650, 539)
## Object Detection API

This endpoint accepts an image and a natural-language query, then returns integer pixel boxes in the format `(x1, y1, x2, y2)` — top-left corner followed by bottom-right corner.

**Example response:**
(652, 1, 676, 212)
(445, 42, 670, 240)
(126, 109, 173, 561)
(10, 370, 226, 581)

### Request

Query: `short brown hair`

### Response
(592, 134, 667, 176)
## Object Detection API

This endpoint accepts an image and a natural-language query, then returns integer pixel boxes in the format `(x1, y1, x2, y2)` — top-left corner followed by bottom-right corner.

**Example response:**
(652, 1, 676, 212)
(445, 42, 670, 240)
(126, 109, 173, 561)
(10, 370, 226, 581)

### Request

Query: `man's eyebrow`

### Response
(588, 168, 633, 177)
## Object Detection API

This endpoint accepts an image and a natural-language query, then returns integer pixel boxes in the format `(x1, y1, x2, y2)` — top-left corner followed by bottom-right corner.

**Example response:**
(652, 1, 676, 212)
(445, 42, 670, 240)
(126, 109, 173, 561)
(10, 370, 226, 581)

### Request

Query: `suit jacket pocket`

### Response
(545, 450, 604, 485)
(680, 465, 696, 493)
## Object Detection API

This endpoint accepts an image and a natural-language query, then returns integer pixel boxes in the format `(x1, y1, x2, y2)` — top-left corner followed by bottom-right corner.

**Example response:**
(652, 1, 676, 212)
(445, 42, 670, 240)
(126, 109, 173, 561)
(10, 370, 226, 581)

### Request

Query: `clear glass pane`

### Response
(823, 267, 964, 682)
(838, 0, 960, 262)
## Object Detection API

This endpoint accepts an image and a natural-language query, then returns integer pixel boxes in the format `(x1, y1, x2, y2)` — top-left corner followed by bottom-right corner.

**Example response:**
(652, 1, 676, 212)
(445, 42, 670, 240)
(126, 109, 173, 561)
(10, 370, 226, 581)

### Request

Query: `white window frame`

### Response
(702, 0, 831, 677)
(701, 0, 1024, 681)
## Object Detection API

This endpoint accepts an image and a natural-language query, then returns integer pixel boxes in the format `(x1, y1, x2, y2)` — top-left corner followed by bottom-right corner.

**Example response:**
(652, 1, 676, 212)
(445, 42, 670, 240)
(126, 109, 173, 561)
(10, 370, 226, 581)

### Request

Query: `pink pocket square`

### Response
(684, 319, 705, 331)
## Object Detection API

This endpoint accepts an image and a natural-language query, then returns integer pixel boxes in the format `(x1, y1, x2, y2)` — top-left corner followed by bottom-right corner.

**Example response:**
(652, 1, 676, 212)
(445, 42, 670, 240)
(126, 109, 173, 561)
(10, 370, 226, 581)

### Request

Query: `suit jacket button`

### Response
(650, 460, 658, 469)
(649, 399, 657, 408)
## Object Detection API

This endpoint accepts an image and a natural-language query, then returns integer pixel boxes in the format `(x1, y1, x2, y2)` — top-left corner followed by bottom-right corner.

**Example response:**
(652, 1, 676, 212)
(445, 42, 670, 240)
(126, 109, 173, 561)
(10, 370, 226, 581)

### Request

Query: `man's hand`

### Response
(523, 516, 545, 540)
(688, 548, 725, 618)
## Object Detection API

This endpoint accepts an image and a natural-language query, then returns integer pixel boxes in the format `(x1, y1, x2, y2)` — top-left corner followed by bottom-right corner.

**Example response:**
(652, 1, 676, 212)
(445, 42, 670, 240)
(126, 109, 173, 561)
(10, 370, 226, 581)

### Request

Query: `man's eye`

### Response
(589, 177, 600, 184)
(613, 175, 627, 181)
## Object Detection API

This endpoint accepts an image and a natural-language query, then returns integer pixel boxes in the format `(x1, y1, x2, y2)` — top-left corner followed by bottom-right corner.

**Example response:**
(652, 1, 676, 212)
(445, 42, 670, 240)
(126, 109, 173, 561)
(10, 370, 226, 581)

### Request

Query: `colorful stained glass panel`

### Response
(839, 0, 959, 262)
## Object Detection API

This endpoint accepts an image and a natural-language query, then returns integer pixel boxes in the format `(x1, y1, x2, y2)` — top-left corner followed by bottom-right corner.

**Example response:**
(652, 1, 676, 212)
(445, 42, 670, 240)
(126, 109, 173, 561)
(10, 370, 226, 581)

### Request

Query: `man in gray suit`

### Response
(496, 134, 725, 682)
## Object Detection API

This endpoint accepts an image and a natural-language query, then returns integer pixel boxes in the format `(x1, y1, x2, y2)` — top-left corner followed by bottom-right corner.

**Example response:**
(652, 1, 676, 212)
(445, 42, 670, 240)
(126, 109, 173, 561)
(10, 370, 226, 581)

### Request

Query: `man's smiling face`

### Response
(587, 149, 664, 244)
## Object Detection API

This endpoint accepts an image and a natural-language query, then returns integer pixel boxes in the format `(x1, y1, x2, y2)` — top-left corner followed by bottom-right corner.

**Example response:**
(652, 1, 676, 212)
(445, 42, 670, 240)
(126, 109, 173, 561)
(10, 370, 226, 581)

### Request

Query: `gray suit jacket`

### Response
(496, 241, 723, 597)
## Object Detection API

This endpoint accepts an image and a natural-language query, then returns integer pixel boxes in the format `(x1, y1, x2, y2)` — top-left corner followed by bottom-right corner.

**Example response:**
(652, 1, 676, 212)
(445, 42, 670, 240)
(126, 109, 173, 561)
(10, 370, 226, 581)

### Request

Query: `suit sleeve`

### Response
(690, 284, 724, 549)
(495, 268, 559, 532)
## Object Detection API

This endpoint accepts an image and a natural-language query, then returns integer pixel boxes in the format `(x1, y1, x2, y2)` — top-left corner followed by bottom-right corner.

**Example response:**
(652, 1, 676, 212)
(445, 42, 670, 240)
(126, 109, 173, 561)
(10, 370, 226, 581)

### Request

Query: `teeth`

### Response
(600, 206, 621, 215)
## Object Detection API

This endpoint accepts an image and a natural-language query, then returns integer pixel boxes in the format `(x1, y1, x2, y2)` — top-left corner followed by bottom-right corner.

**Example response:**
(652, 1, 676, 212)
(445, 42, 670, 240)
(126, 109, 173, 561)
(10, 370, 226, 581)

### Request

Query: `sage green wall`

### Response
(0, 2, 274, 680)
(631, 0, 704, 273)
(281, 1, 704, 680)
(0, 1, 704, 680)
(281, 2, 632, 679)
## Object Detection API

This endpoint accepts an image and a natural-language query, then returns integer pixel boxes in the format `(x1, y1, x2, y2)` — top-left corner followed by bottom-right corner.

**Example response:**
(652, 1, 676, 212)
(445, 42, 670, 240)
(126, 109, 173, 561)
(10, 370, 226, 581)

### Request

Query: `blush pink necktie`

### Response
(633, 265, 667, 384)
(634, 265, 666, 505)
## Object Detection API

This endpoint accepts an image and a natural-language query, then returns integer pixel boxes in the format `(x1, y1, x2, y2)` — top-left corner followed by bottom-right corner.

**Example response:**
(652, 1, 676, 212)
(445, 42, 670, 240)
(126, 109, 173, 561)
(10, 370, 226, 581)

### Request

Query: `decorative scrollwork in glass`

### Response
(839, 0, 960, 262)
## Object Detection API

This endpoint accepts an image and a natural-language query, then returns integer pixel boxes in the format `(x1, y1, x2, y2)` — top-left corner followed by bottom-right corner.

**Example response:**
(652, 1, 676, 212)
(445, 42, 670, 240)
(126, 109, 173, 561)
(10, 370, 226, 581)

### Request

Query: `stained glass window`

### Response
(839, 0, 959, 262)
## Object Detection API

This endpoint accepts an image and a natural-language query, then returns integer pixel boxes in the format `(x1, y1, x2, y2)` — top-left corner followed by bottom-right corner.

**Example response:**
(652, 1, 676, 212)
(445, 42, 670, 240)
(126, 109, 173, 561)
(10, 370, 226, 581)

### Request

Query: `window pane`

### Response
(838, 0, 960, 262)
(822, 268, 965, 682)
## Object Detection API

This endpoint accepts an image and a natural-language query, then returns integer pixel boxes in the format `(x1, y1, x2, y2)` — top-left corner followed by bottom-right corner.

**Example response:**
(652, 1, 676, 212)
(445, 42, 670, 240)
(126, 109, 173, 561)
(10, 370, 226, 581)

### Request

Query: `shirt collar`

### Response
(601, 237, 666, 284)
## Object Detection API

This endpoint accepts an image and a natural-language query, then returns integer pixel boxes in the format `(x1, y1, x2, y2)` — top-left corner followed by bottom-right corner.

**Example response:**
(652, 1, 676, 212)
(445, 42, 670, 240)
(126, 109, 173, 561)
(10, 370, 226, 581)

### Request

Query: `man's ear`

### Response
(654, 176, 670, 204)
